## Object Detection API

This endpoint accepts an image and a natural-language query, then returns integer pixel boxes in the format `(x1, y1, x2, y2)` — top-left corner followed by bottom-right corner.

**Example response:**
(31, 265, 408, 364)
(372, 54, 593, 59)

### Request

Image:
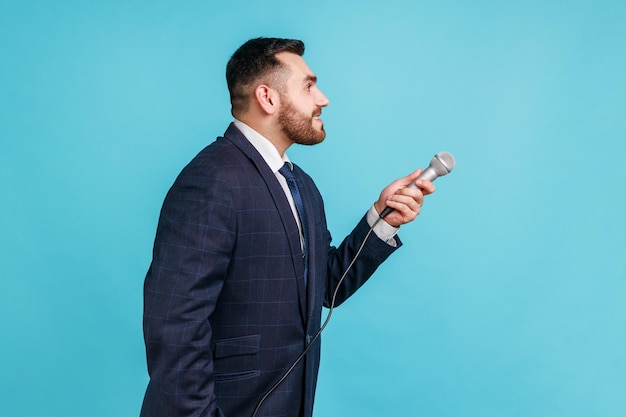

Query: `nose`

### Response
(316, 88, 330, 107)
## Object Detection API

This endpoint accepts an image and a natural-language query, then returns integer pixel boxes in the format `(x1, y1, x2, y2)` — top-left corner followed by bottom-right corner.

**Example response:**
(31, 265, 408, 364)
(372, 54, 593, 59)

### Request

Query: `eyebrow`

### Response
(303, 75, 317, 84)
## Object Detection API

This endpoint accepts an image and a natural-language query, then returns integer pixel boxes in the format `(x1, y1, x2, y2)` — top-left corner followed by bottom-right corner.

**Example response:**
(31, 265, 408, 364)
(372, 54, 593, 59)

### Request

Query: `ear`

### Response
(254, 85, 279, 115)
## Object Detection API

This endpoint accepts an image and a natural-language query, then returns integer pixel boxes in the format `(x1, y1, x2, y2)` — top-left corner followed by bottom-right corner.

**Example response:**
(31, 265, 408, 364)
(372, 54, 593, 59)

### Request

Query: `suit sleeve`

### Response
(142, 162, 234, 417)
(324, 214, 401, 308)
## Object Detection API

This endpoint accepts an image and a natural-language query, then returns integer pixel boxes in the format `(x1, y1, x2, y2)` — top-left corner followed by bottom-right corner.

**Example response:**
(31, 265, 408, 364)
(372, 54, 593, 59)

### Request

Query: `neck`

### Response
(236, 116, 292, 156)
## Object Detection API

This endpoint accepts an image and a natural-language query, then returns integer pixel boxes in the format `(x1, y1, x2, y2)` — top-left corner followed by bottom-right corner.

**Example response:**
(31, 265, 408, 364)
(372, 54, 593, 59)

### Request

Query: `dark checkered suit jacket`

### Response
(141, 123, 400, 417)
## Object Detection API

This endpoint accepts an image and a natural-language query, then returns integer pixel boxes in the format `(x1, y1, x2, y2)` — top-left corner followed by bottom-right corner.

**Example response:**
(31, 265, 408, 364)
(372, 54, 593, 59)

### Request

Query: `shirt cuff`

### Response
(366, 205, 400, 247)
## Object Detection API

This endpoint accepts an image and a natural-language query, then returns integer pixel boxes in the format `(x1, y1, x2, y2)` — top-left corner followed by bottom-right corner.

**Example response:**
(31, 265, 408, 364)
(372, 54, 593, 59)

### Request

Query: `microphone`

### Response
(380, 151, 456, 219)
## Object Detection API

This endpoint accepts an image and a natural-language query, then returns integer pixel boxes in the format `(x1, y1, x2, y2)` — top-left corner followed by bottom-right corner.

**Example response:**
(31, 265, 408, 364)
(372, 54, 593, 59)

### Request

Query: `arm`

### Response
(323, 169, 435, 307)
(142, 163, 234, 417)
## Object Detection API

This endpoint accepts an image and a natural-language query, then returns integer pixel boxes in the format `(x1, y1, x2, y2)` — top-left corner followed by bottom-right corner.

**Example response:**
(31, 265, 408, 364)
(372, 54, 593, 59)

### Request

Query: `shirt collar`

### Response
(233, 119, 292, 172)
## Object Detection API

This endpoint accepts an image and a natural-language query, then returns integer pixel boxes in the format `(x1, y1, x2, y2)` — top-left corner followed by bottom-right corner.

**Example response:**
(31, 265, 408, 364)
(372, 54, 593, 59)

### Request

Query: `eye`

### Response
(305, 84, 312, 92)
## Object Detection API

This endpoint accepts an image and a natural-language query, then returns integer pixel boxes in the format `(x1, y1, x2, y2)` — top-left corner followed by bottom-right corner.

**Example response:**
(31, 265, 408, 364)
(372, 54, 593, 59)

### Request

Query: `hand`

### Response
(373, 169, 436, 227)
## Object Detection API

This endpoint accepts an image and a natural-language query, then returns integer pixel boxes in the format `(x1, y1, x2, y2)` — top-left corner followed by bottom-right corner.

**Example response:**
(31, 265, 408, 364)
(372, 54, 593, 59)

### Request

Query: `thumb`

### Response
(400, 168, 423, 188)
(386, 168, 423, 197)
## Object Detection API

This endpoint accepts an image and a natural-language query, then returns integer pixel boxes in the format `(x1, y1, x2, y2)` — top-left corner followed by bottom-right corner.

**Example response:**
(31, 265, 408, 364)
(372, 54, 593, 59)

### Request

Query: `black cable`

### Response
(251, 216, 384, 417)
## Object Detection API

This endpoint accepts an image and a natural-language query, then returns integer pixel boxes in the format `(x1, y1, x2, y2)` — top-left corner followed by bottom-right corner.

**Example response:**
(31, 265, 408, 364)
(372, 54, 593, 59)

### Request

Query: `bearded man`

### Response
(141, 37, 434, 417)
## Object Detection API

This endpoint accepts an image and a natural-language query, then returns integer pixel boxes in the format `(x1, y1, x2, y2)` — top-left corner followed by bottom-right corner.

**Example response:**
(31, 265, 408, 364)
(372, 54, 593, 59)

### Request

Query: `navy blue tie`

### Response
(279, 163, 309, 282)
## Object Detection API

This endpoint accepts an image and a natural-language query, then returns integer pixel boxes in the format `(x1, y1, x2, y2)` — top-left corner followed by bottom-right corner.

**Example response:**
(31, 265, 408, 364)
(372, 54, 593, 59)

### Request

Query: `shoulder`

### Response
(178, 122, 267, 181)
(174, 135, 251, 186)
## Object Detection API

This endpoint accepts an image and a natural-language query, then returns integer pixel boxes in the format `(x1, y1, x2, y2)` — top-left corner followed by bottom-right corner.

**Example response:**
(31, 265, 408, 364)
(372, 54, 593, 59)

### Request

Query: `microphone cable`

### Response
(251, 215, 384, 417)
(252, 151, 455, 416)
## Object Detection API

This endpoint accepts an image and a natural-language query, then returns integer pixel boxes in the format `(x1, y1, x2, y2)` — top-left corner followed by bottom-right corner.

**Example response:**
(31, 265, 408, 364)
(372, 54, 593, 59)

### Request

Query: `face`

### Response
(275, 52, 330, 146)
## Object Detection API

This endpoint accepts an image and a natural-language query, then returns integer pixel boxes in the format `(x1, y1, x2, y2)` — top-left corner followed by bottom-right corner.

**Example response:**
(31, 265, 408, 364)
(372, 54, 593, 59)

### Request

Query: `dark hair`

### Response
(226, 37, 305, 116)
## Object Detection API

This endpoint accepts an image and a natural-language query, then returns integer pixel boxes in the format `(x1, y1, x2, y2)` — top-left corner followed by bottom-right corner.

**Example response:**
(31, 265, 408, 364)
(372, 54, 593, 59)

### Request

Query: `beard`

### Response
(278, 95, 326, 146)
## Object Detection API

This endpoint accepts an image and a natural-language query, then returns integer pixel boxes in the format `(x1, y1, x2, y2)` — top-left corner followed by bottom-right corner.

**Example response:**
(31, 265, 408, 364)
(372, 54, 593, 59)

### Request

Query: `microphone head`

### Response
(430, 151, 455, 177)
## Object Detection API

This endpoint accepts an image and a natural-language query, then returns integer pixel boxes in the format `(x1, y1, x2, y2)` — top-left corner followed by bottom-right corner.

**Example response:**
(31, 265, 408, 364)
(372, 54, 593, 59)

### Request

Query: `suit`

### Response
(141, 123, 401, 417)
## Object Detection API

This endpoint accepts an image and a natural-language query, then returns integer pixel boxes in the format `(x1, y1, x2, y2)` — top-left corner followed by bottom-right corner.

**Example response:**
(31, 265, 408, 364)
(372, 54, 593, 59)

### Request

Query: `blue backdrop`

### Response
(1, 1, 624, 416)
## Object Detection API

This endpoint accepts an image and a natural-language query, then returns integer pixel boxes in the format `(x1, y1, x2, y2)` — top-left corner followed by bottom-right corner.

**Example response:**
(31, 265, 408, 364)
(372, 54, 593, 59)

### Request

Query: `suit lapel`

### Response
(222, 124, 308, 322)
(292, 164, 319, 324)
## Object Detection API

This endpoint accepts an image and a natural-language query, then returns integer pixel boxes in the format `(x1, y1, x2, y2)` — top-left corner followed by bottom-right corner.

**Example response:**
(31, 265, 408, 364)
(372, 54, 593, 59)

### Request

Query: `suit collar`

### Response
(232, 119, 294, 173)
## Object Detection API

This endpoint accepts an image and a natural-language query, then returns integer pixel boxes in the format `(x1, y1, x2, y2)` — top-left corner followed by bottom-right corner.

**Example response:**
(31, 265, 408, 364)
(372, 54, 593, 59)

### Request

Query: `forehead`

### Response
(275, 52, 315, 82)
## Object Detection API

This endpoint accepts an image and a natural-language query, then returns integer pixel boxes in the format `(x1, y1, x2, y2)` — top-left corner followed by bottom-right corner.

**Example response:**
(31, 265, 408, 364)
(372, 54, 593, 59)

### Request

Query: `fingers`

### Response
(386, 193, 421, 216)
(395, 186, 425, 205)
(403, 169, 423, 187)
(374, 170, 437, 227)
(387, 187, 423, 212)
(414, 179, 435, 195)
(382, 199, 419, 227)
(391, 179, 435, 206)
(399, 170, 436, 196)
(382, 178, 436, 227)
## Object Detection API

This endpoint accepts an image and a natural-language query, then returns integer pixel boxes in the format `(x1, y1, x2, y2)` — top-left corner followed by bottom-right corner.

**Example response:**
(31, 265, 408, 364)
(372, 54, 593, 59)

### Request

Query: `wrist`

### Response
(374, 201, 386, 216)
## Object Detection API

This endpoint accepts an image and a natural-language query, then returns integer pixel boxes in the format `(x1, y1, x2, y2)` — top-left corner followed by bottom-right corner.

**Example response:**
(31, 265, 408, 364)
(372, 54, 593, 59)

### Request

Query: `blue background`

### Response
(1, 1, 624, 416)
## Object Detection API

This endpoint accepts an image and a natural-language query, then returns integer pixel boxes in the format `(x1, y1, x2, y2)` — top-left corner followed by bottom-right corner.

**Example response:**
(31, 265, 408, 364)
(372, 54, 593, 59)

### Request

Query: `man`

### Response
(141, 37, 434, 417)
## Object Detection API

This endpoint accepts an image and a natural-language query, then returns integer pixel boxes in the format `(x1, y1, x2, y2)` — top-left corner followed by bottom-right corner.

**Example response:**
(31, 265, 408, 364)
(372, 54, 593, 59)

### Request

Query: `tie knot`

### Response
(279, 162, 295, 180)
